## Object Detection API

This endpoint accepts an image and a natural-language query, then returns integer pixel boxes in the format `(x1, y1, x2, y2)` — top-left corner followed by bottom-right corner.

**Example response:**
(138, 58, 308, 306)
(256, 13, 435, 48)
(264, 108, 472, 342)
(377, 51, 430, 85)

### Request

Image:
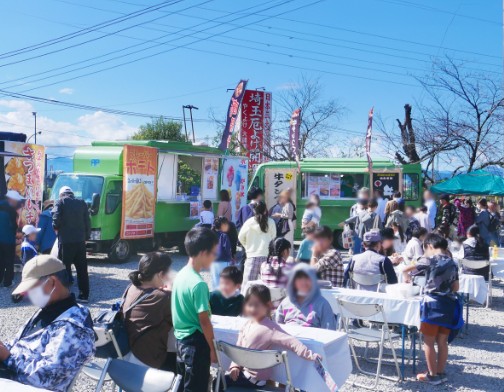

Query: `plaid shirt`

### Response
(313, 247, 344, 287)
(260, 256, 294, 288)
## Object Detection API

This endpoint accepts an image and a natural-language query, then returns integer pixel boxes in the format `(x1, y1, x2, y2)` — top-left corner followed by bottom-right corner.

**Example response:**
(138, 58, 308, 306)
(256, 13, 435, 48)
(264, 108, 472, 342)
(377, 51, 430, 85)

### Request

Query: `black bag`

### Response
(93, 287, 153, 359)
(276, 218, 290, 237)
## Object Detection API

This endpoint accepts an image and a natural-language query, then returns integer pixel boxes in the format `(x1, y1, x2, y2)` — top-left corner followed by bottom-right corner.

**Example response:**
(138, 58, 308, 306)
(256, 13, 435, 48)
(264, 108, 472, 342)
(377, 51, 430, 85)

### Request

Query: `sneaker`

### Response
(417, 372, 442, 385)
(77, 294, 89, 303)
(438, 372, 448, 383)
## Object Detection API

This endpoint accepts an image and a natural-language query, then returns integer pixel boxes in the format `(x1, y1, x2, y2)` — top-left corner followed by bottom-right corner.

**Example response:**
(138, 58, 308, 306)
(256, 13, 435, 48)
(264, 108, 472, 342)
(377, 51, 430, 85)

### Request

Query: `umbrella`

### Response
(431, 170, 504, 196)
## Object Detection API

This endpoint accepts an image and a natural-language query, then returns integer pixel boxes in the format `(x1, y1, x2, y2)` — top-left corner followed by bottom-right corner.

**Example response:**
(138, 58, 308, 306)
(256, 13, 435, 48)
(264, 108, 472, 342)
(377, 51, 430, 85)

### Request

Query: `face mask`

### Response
(297, 290, 309, 297)
(27, 279, 55, 308)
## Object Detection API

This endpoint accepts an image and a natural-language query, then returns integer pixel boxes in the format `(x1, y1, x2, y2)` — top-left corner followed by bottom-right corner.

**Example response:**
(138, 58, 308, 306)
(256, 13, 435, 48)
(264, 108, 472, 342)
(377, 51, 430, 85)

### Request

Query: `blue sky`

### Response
(0, 0, 501, 162)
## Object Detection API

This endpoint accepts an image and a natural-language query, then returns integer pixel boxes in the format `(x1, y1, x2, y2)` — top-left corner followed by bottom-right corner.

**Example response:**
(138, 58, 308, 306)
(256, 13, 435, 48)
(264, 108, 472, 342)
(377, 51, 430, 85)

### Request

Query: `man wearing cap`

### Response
(347, 230, 398, 291)
(0, 255, 95, 392)
(0, 190, 22, 288)
(52, 186, 91, 303)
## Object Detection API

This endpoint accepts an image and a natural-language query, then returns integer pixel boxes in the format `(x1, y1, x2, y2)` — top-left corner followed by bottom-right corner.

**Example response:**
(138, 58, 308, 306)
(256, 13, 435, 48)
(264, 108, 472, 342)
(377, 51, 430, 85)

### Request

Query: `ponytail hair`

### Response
(467, 224, 486, 248)
(254, 201, 269, 233)
(391, 222, 405, 243)
(128, 251, 172, 287)
(266, 237, 292, 279)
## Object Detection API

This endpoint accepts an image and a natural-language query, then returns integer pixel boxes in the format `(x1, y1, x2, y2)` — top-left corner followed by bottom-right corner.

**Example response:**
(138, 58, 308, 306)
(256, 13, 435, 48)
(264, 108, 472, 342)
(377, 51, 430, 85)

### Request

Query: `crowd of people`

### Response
(0, 183, 501, 391)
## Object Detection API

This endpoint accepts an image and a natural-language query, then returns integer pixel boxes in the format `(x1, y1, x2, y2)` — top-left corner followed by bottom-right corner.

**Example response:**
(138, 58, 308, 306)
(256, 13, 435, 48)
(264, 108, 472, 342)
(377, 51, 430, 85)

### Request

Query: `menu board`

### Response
(373, 172, 400, 198)
(307, 174, 341, 199)
(121, 145, 158, 239)
(265, 168, 297, 210)
(189, 202, 200, 219)
(202, 157, 219, 199)
(220, 158, 248, 223)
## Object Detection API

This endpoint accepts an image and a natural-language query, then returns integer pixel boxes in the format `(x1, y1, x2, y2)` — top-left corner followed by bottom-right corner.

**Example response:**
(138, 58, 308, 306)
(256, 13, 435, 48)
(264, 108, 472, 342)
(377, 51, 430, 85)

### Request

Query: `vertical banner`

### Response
(265, 168, 297, 210)
(121, 145, 158, 239)
(220, 158, 248, 222)
(365, 107, 374, 172)
(289, 108, 302, 170)
(202, 157, 219, 199)
(3, 142, 45, 256)
(240, 90, 272, 171)
(219, 80, 248, 151)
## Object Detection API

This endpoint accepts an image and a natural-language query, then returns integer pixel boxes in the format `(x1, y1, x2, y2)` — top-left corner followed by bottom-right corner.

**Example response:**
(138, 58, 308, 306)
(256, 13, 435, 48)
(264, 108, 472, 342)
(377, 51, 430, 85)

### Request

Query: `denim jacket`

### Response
(5, 305, 95, 392)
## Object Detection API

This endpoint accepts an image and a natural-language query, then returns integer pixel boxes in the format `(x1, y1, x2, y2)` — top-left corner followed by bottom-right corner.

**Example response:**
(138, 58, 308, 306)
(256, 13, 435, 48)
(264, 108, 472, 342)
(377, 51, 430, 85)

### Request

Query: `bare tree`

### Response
(269, 75, 346, 160)
(378, 57, 503, 180)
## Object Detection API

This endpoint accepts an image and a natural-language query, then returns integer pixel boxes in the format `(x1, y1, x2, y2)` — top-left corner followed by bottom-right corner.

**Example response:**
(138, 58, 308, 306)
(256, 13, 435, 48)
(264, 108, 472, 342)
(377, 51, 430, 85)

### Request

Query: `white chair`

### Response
(213, 340, 293, 392)
(317, 280, 333, 289)
(269, 286, 287, 305)
(82, 327, 123, 383)
(337, 299, 401, 390)
(95, 358, 181, 392)
(460, 259, 492, 307)
(349, 272, 387, 292)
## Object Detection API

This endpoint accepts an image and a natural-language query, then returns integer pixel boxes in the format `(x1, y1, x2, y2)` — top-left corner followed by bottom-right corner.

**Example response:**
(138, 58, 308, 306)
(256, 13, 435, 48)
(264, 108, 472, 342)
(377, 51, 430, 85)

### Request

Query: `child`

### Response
(391, 221, 406, 253)
(210, 266, 244, 317)
(21, 225, 40, 265)
(225, 285, 320, 389)
(296, 226, 315, 263)
(310, 226, 344, 288)
(172, 227, 219, 391)
(301, 201, 320, 229)
(199, 200, 214, 228)
(276, 263, 336, 330)
(211, 217, 233, 289)
(403, 227, 428, 263)
(260, 237, 294, 290)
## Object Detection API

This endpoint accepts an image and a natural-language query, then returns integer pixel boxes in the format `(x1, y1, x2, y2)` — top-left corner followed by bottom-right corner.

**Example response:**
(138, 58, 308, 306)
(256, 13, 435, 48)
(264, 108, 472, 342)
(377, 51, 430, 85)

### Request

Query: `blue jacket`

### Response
(37, 209, 56, 253)
(0, 199, 17, 244)
(21, 239, 38, 265)
(215, 231, 232, 262)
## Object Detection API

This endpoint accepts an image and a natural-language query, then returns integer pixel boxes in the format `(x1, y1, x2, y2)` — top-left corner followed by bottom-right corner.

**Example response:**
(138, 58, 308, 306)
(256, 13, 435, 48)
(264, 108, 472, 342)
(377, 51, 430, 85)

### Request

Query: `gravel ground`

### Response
(1, 251, 504, 392)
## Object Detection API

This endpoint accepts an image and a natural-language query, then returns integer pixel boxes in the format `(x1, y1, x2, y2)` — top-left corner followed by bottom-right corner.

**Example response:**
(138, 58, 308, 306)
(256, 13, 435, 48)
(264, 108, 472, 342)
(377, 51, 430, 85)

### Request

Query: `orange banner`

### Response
(121, 145, 158, 239)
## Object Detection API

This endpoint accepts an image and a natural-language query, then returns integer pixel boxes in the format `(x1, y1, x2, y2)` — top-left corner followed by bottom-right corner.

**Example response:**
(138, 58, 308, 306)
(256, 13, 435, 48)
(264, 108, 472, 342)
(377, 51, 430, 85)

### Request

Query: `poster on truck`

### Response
(202, 157, 219, 200)
(373, 171, 401, 198)
(220, 157, 248, 223)
(121, 145, 158, 239)
(265, 168, 297, 210)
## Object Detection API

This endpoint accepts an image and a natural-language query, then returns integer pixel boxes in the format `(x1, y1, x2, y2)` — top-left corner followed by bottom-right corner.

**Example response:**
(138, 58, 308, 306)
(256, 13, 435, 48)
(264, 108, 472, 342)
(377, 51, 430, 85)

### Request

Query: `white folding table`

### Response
(0, 379, 51, 392)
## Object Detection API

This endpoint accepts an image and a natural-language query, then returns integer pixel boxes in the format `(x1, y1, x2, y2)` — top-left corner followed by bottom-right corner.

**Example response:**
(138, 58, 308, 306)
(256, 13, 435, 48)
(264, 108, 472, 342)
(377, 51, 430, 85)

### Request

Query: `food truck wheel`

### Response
(108, 239, 133, 263)
(333, 230, 344, 250)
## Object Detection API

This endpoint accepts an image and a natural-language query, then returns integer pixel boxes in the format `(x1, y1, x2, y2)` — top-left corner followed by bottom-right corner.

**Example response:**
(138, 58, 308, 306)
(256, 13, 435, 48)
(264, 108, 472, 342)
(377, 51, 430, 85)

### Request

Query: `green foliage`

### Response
(132, 117, 186, 141)
(178, 161, 201, 194)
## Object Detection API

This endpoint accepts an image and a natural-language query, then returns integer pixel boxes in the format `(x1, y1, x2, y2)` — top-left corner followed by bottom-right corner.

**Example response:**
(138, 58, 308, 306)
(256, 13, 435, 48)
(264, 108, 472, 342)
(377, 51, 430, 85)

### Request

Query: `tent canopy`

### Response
(431, 170, 504, 196)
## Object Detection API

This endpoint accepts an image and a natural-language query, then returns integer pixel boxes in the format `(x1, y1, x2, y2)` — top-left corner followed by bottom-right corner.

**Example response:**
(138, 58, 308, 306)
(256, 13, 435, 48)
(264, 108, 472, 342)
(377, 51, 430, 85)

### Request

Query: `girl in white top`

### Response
(391, 221, 406, 253)
(403, 227, 428, 263)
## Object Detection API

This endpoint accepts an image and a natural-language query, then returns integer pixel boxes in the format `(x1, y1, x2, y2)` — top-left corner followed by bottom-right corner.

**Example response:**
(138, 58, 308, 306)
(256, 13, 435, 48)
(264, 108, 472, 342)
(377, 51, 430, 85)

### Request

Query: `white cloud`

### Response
(58, 87, 74, 95)
(0, 99, 137, 147)
(276, 82, 300, 91)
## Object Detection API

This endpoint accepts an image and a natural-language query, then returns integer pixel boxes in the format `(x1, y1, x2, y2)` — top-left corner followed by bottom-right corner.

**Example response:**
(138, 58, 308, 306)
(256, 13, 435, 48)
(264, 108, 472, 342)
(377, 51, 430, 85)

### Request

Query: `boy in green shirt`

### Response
(172, 227, 219, 392)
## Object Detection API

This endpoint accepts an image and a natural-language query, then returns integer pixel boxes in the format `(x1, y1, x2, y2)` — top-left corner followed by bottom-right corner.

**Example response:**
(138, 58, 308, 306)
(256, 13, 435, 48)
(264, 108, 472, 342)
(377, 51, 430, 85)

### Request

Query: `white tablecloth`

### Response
(0, 379, 50, 392)
(321, 287, 422, 328)
(212, 315, 352, 391)
(491, 257, 504, 279)
(459, 274, 488, 304)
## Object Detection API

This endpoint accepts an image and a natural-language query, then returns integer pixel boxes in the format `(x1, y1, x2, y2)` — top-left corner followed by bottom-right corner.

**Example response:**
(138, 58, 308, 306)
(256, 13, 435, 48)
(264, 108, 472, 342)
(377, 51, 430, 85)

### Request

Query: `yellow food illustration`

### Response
(5, 158, 26, 176)
(125, 182, 155, 219)
(8, 173, 27, 196)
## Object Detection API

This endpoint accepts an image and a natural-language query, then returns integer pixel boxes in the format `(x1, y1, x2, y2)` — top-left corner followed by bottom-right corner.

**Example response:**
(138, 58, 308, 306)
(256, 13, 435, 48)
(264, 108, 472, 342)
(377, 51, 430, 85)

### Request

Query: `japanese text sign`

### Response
(265, 168, 297, 210)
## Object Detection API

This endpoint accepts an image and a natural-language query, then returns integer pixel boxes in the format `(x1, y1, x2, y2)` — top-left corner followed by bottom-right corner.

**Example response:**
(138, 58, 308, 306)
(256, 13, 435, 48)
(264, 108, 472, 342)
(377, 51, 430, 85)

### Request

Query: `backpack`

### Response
(93, 287, 154, 358)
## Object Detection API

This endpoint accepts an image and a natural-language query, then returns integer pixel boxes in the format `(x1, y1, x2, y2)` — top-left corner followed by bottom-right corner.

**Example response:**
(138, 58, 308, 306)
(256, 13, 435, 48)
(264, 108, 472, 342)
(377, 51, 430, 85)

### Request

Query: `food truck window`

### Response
(403, 173, 419, 201)
(302, 173, 364, 199)
(105, 181, 122, 214)
(177, 156, 202, 200)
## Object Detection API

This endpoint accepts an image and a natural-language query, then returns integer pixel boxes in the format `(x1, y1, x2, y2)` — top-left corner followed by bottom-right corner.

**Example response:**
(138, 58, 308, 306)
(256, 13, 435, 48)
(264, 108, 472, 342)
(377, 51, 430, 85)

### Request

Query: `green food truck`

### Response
(49, 140, 249, 262)
(250, 158, 422, 247)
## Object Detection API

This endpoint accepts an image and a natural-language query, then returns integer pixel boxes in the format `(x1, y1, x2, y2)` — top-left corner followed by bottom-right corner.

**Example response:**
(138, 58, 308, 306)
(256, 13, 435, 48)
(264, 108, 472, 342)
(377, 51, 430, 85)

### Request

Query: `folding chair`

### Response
(349, 272, 387, 292)
(82, 327, 123, 384)
(213, 340, 293, 392)
(268, 286, 287, 305)
(460, 259, 492, 308)
(95, 358, 181, 392)
(337, 299, 401, 390)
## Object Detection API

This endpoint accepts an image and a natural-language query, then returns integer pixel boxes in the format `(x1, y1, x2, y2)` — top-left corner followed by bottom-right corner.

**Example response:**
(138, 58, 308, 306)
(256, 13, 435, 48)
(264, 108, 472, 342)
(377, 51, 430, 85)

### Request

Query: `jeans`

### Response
(210, 261, 232, 290)
(59, 241, 89, 297)
(176, 331, 210, 392)
(0, 242, 15, 287)
(352, 235, 363, 255)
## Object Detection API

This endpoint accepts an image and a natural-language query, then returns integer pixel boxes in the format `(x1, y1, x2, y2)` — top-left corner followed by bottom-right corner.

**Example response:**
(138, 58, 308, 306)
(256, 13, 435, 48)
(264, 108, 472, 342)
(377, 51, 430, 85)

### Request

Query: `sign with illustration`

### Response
(220, 158, 248, 223)
(121, 145, 158, 239)
(202, 157, 219, 200)
(265, 168, 297, 210)
(307, 174, 341, 200)
(373, 171, 401, 198)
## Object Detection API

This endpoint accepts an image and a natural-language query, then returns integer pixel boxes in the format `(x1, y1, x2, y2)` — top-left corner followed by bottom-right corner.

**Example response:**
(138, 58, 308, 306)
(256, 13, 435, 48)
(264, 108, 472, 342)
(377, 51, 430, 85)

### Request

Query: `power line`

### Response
(0, 119, 95, 139)
(0, 0, 182, 60)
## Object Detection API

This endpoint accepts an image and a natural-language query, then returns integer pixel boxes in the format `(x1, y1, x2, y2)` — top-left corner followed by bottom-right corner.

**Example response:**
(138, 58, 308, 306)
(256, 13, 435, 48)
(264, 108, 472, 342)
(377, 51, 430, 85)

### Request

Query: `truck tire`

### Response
(108, 239, 133, 263)
(333, 230, 344, 250)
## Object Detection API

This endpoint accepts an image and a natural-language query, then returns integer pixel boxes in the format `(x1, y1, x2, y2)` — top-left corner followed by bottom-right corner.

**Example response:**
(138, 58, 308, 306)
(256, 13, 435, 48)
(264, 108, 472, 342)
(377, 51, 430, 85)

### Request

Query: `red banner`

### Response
(240, 90, 272, 171)
(289, 108, 302, 170)
(219, 80, 248, 151)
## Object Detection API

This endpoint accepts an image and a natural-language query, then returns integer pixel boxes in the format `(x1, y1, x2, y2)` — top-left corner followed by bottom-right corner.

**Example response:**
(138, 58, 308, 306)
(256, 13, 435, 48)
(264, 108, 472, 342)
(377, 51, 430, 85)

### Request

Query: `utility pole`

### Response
(182, 106, 189, 142)
(32, 111, 37, 144)
(183, 105, 199, 143)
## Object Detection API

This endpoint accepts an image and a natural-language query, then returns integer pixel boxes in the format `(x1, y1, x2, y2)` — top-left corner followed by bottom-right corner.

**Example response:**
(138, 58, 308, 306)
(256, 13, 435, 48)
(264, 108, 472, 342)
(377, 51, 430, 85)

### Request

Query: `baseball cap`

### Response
(363, 230, 381, 242)
(12, 255, 65, 295)
(59, 186, 73, 195)
(22, 224, 41, 236)
(5, 190, 24, 201)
